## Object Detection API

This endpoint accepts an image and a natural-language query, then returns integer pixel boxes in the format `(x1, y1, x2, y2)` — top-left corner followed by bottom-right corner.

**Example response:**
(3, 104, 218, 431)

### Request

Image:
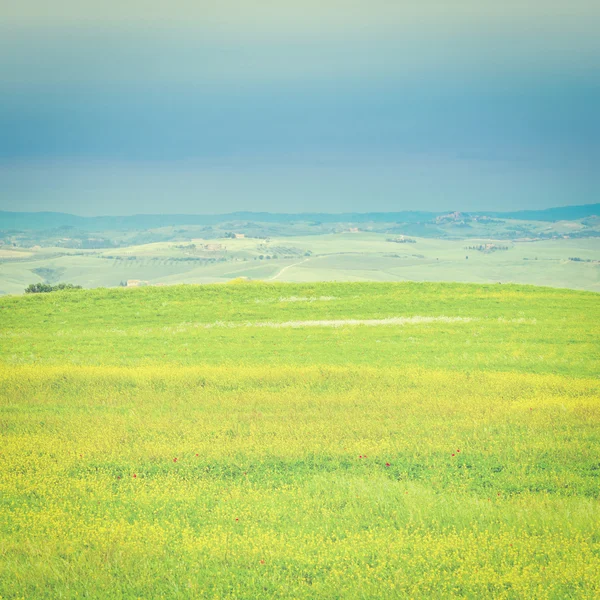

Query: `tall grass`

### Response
(1, 283, 599, 597)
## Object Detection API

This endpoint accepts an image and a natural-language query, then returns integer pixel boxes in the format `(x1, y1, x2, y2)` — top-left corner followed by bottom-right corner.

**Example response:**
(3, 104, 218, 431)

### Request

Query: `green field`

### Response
(1, 282, 599, 598)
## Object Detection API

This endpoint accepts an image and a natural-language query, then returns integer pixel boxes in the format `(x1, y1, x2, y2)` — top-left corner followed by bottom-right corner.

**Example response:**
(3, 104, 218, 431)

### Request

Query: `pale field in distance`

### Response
(0, 232, 598, 295)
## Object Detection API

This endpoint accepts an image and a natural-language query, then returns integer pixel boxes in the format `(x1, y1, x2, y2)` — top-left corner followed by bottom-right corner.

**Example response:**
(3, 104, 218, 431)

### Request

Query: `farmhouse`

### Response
(126, 279, 149, 287)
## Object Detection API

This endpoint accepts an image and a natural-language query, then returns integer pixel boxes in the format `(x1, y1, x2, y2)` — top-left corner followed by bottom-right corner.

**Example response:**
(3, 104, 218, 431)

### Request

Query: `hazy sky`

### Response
(1, 1, 599, 215)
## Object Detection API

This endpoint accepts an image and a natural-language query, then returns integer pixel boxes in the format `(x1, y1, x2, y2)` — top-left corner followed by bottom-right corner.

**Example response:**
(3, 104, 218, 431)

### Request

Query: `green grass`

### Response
(1, 282, 598, 376)
(1, 282, 599, 598)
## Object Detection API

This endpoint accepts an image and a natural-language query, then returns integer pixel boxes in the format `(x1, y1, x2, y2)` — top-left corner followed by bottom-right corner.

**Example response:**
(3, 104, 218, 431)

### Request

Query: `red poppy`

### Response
(133, 474, 137, 478)
(173, 458, 178, 463)
(385, 463, 391, 467)
(452, 453, 455, 457)
(260, 560, 265, 565)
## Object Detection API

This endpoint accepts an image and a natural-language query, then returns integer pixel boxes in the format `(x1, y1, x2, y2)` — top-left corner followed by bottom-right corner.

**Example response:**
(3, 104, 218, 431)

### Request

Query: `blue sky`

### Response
(1, 2, 599, 215)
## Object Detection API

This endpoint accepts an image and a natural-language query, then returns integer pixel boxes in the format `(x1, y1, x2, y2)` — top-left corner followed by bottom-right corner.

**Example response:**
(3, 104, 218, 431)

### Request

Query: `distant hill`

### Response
(0, 211, 440, 231)
(1, 204, 598, 232)
(479, 204, 600, 221)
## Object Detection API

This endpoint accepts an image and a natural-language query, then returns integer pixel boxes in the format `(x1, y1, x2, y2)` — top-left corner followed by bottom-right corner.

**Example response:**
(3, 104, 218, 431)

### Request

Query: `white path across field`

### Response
(194, 316, 477, 330)
(251, 316, 476, 328)
(154, 316, 539, 334)
(268, 257, 310, 281)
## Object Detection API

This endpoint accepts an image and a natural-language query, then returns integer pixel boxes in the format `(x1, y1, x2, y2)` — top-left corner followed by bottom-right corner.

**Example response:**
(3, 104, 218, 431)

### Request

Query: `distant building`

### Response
(234, 233, 245, 239)
(126, 279, 149, 287)
(435, 211, 465, 224)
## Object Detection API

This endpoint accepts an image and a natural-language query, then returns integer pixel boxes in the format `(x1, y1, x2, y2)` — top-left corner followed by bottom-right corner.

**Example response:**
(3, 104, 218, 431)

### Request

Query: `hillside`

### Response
(2, 204, 599, 231)
(1, 227, 599, 295)
(1, 281, 598, 375)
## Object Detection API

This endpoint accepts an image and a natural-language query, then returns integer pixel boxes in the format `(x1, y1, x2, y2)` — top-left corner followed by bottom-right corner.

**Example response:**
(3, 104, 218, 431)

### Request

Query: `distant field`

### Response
(1, 282, 599, 597)
(1, 232, 599, 295)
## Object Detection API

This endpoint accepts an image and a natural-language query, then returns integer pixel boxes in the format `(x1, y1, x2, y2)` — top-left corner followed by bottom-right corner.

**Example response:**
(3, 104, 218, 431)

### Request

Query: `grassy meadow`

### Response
(1, 282, 599, 598)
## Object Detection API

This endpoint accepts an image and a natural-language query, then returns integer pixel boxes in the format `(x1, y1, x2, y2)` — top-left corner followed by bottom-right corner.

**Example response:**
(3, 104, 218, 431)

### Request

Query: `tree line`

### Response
(25, 283, 82, 294)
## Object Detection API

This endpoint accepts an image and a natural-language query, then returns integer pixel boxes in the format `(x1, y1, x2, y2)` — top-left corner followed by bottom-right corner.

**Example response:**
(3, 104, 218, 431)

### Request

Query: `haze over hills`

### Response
(1, 204, 599, 232)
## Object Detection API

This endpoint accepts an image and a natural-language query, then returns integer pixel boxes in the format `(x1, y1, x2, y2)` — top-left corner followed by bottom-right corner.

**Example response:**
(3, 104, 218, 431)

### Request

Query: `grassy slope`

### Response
(1, 282, 597, 376)
(1, 282, 599, 598)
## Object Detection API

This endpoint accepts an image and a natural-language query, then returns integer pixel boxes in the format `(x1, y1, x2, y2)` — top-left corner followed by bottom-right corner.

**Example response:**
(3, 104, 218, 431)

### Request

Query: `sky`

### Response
(1, 1, 599, 216)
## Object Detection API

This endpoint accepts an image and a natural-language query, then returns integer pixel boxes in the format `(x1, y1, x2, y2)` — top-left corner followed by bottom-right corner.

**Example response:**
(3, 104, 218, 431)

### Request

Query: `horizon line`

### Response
(2, 202, 599, 220)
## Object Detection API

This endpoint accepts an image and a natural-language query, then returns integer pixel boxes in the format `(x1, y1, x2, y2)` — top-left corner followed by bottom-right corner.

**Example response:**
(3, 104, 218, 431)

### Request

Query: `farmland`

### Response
(0, 231, 599, 296)
(1, 282, 599, 598)
(1, 207, 599, 295)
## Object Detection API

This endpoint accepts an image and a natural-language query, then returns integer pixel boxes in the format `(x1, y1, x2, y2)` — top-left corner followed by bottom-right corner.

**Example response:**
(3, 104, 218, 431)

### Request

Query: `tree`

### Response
(25, 283, 53, 294)
(25, 282, 82, 294)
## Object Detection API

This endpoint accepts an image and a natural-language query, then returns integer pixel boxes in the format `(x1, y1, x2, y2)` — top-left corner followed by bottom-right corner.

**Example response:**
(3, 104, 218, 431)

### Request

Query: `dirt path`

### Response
(268, 257, 310, 281)
(250, 316, 476, 328)
(192, 316, 477, 330)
